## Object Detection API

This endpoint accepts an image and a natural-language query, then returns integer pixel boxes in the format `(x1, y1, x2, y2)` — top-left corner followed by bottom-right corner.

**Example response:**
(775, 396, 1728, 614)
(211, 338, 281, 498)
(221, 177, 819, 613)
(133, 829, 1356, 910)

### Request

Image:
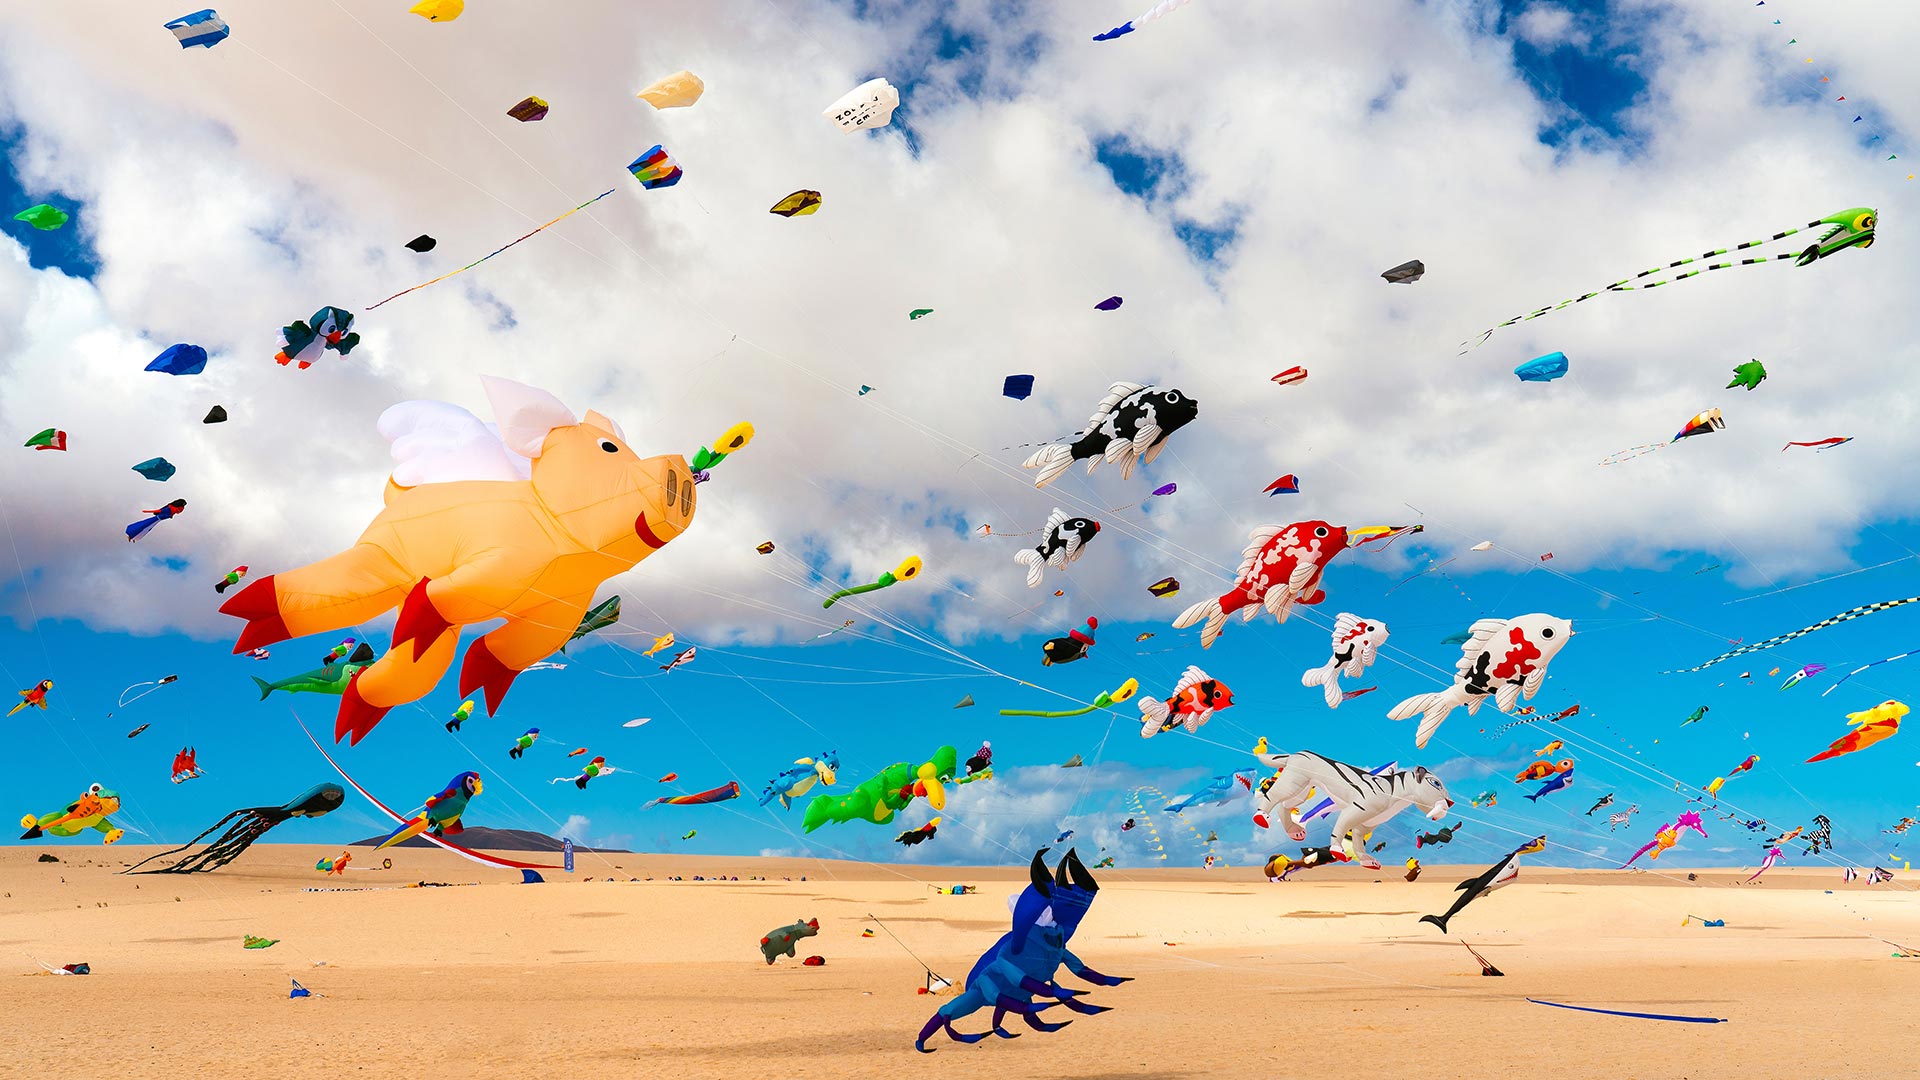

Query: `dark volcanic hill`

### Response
(349, 827, 630, 853)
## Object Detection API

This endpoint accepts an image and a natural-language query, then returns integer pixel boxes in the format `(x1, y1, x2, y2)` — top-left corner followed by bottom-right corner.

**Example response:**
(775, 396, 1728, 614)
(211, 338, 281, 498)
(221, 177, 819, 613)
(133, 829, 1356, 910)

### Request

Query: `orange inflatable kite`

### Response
(221, 378, 750, 744)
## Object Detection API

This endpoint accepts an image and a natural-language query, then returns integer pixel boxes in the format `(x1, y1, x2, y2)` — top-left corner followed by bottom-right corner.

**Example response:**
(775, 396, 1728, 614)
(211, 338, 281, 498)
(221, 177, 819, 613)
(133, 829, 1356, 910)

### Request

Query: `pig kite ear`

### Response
(582, 409, 627, 444)
(481, 376, 577, 458)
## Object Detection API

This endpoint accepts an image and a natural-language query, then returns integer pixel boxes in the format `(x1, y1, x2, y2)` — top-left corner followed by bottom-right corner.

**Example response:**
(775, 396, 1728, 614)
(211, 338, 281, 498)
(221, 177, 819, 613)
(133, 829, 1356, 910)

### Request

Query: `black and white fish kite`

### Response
(1014, 508, 1101, 588)
(1023, 382, 1198, 488)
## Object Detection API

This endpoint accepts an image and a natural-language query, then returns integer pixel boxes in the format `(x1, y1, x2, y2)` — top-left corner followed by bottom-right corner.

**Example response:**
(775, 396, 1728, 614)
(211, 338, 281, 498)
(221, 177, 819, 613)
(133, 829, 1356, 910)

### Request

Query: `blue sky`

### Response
(8, 517, 1919, 872)
(3, 0, 1919, 876)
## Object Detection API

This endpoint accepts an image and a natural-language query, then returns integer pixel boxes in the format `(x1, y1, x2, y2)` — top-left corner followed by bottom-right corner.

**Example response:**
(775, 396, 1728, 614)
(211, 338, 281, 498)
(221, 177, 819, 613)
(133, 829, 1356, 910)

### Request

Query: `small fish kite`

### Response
(1270, 366, 1307, 386)
(909, 309, 934, 320)
(1139, 666, 1233, 737)
(824, 556, 922, 609)
(1095, 295, 1124, 310)
(1264, 474, 1300, 495)
(1023, 381, 1198, 488)
(1301, 612, 1388, 709)
(1016, 509, 1101, 588)
(659, 646, 697, 672)
(566, 595, 621, 648)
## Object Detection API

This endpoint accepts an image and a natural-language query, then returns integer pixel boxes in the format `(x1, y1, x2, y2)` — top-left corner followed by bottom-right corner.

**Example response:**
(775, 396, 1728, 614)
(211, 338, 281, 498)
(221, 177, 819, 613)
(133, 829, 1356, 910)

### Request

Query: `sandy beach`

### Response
(1, 844, 1913, 1079)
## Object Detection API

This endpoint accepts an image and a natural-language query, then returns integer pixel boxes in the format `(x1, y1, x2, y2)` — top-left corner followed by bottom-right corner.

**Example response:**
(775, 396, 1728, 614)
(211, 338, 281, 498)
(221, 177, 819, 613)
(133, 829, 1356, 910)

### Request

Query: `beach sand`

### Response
(0, 844, 1913, 1079)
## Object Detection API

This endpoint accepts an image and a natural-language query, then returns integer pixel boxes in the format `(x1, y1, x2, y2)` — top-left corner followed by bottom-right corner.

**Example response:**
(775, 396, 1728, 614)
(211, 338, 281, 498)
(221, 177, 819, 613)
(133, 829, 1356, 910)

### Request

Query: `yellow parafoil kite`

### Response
(769, 190, 823, 217)
(637, 70, 705, 109)
(220, 378, 750, 745)
(408, 0, 464, 21)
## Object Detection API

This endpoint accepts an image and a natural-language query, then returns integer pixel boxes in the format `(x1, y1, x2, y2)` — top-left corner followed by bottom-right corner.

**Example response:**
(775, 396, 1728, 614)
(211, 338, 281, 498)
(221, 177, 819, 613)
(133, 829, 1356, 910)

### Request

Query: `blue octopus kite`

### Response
(915, 848, 1129, 1051)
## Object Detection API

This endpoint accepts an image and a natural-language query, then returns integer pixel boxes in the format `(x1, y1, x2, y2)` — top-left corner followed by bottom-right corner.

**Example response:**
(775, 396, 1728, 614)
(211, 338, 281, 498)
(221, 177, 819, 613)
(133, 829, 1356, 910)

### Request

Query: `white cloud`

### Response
(556, 813, 593, 842)
(1, 0, 1916, 660)
(1513, 3, 1590, 50)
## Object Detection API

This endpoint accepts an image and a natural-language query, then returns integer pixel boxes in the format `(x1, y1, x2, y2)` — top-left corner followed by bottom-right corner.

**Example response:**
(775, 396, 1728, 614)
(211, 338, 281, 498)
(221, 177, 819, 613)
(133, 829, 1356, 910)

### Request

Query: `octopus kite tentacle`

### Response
(123, 783, 344, 874)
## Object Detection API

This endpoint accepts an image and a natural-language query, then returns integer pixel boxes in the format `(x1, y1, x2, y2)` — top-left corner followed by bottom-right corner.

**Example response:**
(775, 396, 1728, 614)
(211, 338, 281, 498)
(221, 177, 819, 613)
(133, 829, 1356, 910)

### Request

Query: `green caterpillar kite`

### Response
(1465, 207, 1877, 349)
